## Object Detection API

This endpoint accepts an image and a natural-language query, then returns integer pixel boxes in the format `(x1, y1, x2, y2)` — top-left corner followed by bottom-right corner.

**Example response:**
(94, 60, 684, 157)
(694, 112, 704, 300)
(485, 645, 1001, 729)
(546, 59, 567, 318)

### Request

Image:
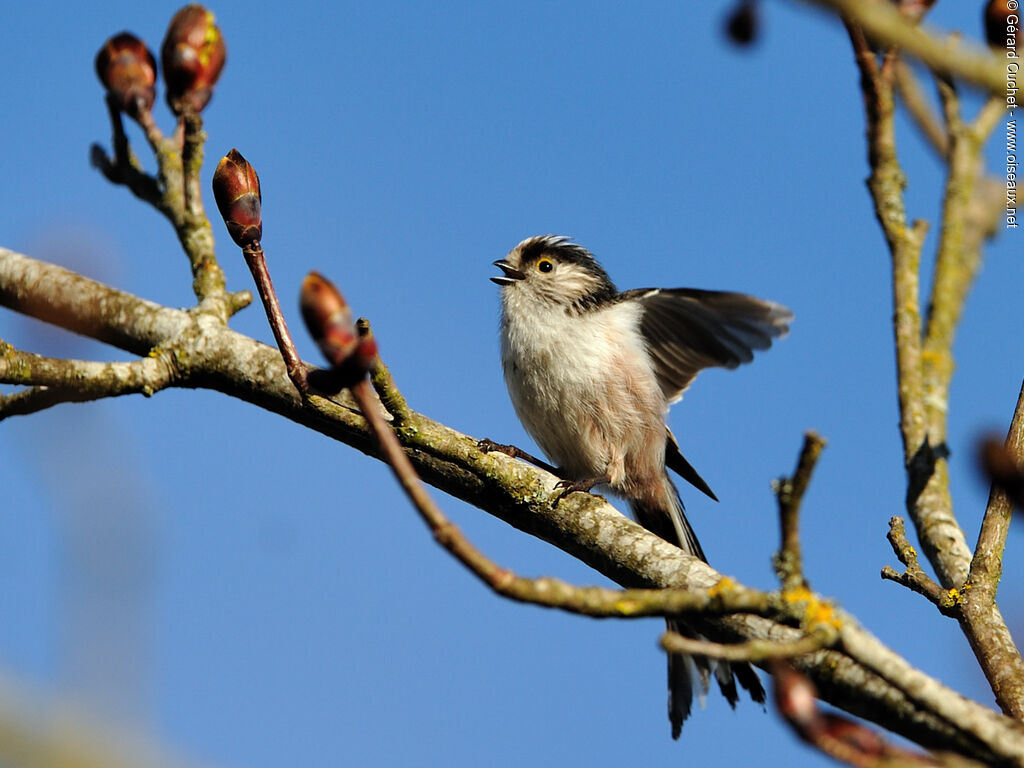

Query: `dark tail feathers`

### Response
(631, 480, 766, 740)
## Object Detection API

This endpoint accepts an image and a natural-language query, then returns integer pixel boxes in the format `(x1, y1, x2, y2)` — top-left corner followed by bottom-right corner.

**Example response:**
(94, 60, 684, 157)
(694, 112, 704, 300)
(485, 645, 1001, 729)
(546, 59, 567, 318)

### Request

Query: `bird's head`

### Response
(492, 235, 617, 311)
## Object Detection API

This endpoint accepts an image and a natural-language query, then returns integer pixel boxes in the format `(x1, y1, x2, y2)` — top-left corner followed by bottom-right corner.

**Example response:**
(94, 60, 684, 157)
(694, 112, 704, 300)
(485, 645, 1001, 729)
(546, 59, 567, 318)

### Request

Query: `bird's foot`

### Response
(553, 475, 610, 507)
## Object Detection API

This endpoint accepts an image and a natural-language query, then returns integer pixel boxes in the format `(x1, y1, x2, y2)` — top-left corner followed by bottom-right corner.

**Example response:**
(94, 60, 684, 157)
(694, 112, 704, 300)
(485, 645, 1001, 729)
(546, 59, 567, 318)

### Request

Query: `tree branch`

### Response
(844, 20, 974, 592)
(881, 516, 958, 617)
(661, 629, 830, 663)
(804, 0, 1005, 93)
(0, 344, 178, 419)
(773, 430, 826, 592)
(0, 668, 208, 768)
(894, 61, 948, 158)
(960, 382, 1024, 717)
(3, 246, 1024, 764)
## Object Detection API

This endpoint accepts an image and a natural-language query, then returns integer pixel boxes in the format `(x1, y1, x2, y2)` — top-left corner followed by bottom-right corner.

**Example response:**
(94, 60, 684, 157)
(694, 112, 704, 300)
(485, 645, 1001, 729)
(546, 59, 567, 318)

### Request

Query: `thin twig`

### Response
(89, 98, 166, 212)
(880, 516, 958, 617)
(772, 663, 956, 768)
(242, 244, 307, 393)
(773, 431, 827, 592)
(894, 60, 949, 157)
(174, 110, 228, 308)
(181, 110, 205, 223)
(93, 90, 233, 317)
(359, 319, 411, 424)
(661, 628, 831, 663)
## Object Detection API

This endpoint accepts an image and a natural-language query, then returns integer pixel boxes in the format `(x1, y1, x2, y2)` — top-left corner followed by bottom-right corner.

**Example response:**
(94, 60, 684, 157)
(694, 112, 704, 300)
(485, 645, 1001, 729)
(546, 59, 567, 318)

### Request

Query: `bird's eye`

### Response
(537, 259, 553, 273)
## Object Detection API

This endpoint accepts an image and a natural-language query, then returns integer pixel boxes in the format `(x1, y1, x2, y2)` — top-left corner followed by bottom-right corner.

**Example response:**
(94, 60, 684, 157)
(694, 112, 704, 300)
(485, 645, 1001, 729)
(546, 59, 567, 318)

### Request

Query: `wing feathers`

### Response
(629, 287, 792, 403)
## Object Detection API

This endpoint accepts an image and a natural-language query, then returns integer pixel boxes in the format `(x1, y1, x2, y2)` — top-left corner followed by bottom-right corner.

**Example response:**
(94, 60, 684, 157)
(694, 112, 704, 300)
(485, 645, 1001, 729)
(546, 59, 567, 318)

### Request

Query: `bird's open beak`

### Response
(491, 259, 526, 286)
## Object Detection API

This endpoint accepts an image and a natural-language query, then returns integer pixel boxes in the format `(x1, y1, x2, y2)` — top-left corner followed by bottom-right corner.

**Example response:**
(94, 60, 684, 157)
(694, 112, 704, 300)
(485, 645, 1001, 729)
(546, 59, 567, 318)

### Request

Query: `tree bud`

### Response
(771, 663, 823, 737)
(820, 715, 886, 757)
(979, 437, 1024, 509)
(725, 1, 758, 46)
(300, 273, 378, 388)
(95, 32, 157, 119)
(301, 272, 359, 368)
(161, 4, 226, 114)
(985, 0, 1016, 50)
(212, 149, 262, 249)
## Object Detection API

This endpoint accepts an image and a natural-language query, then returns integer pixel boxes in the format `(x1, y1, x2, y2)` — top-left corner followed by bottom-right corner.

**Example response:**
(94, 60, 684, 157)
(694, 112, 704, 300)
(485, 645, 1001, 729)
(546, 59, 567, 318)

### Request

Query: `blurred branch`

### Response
(661, 629, 831, 663)
(922, 87, 1005, 454)
(800, 0, 1004, 93)
(4, 247, 1024, 764)
(980, 411, 1024, 512)
(771, 663, 982, 768)
(894, 61, 948, 157)
(0, 669, 209, 768)
(961, 382, 1024, 717)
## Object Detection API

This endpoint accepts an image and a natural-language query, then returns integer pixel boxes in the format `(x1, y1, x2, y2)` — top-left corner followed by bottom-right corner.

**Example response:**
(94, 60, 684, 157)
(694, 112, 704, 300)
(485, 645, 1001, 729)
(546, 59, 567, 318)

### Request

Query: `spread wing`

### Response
(627, 287, 793, 403)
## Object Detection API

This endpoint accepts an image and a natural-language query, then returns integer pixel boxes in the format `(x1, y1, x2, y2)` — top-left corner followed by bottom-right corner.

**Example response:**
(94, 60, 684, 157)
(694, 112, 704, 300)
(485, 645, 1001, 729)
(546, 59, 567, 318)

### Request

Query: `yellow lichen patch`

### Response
(804, 599, 843, 631)
(784, 586, 842, 631)
(614, 599, 642, 616)
(783, 585, 814, 605)
(708, 576, 738, 598)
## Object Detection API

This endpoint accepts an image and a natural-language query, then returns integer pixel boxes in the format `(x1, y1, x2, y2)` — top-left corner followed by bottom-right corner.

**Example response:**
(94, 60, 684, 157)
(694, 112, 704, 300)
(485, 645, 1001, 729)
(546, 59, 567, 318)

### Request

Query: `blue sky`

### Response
(1, 2, 1021, 767)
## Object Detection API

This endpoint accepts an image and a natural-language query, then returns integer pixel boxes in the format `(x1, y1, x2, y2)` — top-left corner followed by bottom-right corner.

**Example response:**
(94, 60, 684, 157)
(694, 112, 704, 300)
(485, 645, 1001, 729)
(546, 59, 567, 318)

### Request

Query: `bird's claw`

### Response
(552, 477, 606, 507)
(477, 438, 511, 455)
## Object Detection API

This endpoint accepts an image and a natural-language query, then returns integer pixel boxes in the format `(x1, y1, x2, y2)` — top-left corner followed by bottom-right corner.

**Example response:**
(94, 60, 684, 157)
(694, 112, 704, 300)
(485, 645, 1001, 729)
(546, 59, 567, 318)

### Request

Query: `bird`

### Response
(488, 234, 792, 738)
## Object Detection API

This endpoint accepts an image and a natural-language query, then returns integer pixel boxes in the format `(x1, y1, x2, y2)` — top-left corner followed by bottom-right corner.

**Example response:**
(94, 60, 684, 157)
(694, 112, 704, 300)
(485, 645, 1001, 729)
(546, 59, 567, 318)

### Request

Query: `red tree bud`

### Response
(725, 1, 758, 46)
(820, 714, 886, 757)
(300, 273, 378, 388)
(351, 322, 379, 377)
(980, 437, 1024, 509)
(95, 32, 157, 119)
(301, 272, 359, 368)
(212, 149, 262, 249)
(985, 0, 1016, 50)
(161, 4, 226, 114)
(771, 663, 824, 738)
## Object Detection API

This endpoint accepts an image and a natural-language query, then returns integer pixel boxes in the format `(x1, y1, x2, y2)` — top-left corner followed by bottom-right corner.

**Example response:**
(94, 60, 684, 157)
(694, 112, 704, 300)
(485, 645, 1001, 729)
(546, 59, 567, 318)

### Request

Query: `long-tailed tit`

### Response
(489, 235, 792, 738)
